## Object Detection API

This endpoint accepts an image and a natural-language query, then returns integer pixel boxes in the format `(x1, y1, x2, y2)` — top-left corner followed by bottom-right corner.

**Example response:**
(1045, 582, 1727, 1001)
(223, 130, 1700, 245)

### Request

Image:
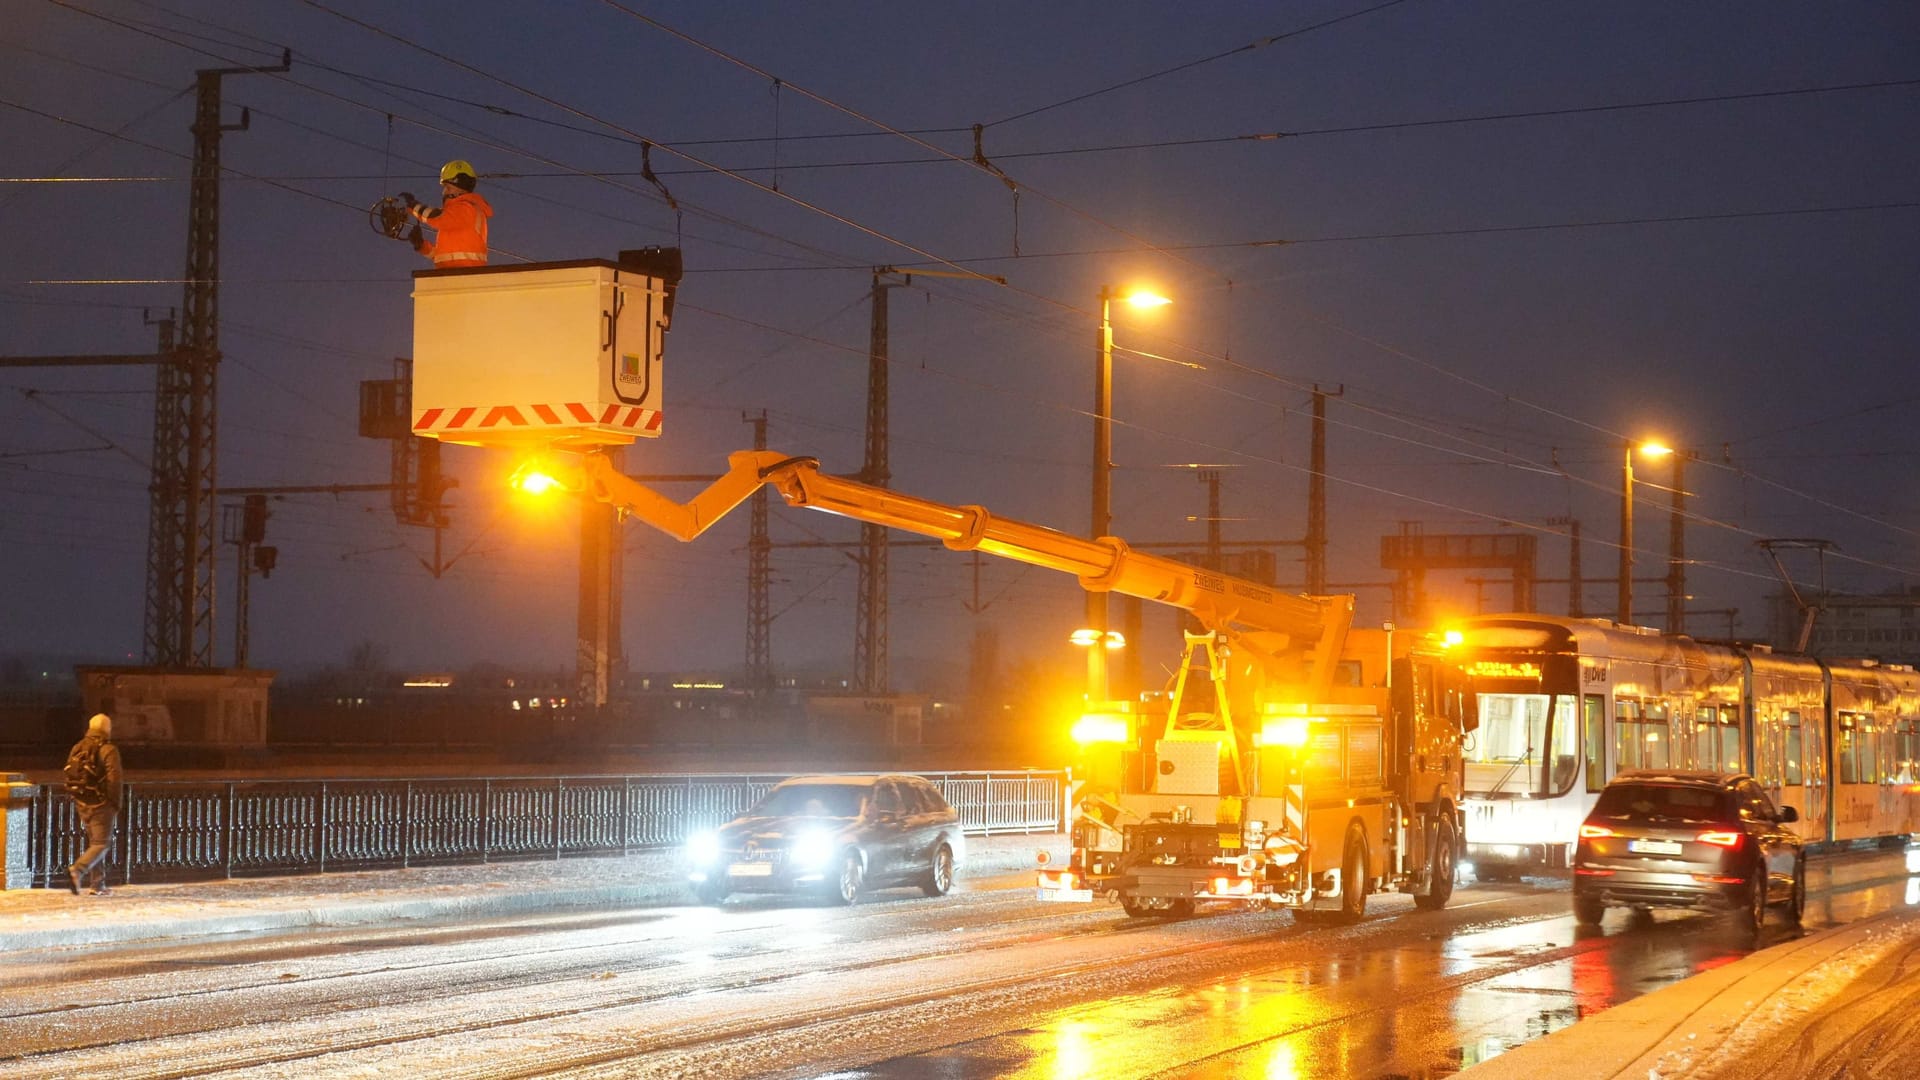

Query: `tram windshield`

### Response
(1466, 692, 1579, 797)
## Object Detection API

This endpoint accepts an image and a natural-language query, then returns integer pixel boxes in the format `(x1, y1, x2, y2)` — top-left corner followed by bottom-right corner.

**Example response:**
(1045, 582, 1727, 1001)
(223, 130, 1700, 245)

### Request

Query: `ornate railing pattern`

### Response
(27, 770, 1064, 888)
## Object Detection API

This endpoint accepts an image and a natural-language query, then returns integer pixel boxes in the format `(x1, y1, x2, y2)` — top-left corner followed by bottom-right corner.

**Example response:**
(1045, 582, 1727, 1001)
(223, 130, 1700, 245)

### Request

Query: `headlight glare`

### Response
(687, 831, 721, 865)
(790, 828, 837, 869)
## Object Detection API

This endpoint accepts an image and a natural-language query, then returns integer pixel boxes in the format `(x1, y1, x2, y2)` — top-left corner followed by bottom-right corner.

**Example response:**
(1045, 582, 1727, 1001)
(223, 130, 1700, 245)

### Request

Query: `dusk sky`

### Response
(3, 2, 1916, 687)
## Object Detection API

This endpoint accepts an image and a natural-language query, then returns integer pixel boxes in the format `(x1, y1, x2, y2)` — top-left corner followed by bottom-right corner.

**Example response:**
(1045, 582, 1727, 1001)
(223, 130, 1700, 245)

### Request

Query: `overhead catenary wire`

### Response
(93, 0, 1920, 577)
(600, 0, 1230, 286)
(983, 0, 1415, 128)
(299, 0, 1005, 286)
(11, 6, 1904, 614)
(40, 0, 873, 273)
(5, 95, 1905, 584)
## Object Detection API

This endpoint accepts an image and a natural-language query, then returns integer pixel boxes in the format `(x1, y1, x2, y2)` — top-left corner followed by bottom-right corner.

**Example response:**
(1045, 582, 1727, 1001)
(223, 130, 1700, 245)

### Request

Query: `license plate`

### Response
(728, 862, 774, 877)
(1628, 839, 1682, 855)
(1037, 887, 1093, 902)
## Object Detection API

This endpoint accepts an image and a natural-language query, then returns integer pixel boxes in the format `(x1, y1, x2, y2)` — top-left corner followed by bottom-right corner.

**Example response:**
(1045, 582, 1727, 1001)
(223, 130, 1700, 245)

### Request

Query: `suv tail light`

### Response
(1578, 824, 1613, 839)
(1696, 831, 1743, 848)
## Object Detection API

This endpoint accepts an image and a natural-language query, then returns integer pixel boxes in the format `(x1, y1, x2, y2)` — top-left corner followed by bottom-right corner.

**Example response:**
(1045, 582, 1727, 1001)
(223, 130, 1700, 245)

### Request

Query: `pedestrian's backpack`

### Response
(64, 738, 106, 801)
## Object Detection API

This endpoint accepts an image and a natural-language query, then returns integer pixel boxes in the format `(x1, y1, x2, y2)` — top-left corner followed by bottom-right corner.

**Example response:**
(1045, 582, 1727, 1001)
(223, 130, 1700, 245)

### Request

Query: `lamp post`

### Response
(1088, 285, 1170, 701)
(1618, 439, 1672, 625)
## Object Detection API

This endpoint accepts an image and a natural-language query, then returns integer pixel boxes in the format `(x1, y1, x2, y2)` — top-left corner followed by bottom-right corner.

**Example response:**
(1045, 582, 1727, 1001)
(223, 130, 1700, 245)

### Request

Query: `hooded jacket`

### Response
(67, 731, 124, 810)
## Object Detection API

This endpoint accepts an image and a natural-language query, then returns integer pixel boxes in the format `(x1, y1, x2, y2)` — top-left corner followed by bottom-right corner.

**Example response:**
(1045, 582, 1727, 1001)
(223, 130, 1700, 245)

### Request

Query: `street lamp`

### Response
(1619, 439, 1672, 625)
(1088, 286, 1170, 701)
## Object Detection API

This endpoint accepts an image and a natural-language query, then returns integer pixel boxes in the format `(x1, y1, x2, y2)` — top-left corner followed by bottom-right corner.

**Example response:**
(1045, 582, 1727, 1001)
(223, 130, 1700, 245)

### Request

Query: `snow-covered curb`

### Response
(0, 835, 1063, 952)
(1458, 907, 1920, 1079)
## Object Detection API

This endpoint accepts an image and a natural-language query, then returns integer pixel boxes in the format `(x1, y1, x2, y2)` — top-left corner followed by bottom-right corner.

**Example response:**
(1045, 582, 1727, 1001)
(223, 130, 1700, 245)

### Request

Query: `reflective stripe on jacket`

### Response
(414, 191, 492, 267)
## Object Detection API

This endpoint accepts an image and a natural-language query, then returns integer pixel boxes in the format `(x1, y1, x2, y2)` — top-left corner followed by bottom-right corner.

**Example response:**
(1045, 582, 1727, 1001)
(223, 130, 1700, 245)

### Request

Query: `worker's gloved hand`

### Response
(408, 224, 425, 253)
(398, 191, 417, 208)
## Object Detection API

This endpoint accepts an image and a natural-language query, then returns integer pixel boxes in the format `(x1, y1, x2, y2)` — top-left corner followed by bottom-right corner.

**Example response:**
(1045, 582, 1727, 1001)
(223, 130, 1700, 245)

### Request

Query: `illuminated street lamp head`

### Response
(1100, 284, 1173, 310)
(1637, 440, 1673, 459)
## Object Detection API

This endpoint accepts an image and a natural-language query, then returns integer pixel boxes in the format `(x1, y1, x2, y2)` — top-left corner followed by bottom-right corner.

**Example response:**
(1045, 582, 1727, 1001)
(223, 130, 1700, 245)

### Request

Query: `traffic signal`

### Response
(253, 545, 278, 579)
(243, 494, 269, 544)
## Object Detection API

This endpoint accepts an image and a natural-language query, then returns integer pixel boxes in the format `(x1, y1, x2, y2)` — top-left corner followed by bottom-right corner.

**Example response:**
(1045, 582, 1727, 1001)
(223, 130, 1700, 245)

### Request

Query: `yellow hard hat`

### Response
(439, 159, 477, 185)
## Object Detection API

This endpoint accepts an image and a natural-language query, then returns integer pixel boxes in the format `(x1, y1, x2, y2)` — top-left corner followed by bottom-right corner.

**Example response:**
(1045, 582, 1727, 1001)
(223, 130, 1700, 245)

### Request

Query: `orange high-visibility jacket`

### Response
(412, 191, 492, 267)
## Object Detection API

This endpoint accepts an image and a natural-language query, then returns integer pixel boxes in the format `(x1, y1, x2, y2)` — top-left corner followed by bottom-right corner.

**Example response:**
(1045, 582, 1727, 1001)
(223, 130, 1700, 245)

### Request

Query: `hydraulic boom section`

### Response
(576, 449, 1354, 697)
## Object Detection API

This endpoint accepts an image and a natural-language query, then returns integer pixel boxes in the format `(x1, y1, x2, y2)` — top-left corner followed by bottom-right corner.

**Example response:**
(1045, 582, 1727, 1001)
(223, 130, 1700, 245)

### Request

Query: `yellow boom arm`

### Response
(578, 449, 1354, 697)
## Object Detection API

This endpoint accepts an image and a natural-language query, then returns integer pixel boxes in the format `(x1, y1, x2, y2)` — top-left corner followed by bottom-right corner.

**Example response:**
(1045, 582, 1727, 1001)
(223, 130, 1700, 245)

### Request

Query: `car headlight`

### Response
(687, 831, 722, 866)
(789, 828, 837, 869)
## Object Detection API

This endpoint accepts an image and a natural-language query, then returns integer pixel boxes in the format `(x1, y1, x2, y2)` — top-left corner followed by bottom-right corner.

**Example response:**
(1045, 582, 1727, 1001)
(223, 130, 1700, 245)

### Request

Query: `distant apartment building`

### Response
(1769, 588, 1920, 666)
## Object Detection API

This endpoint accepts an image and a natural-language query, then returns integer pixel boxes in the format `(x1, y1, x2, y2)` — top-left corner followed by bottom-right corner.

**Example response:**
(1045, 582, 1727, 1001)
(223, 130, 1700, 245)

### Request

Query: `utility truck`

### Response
(535, 448, 1473, 921)
(405, 258, 1470, 921)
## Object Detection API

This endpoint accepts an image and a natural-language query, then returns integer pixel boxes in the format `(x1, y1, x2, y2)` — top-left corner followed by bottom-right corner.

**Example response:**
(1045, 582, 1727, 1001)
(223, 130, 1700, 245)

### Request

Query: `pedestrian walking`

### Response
(64, 712, 123, 896)
(408, 159, 492, 268)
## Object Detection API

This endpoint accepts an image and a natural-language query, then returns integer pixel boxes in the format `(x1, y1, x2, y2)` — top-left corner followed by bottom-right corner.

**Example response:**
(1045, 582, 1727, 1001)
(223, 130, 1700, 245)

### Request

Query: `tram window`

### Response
(1862, 720, 1879, 784)
(1548, 695, 1579, 795)
(1756, 712, 1780, 786)
(1693, 706, 1719, 770)
(1706, 710, 1736, 772)
(1465, 693, 1552, 796)
(1615, 699, 1643, 771)
(1839, 713, 1863, 784)
(1469, 694, 1547, 764)
(1643, 703, 1672, 770)
(1583, 694, 1606, 792)
(1784, 711, 1804, 785)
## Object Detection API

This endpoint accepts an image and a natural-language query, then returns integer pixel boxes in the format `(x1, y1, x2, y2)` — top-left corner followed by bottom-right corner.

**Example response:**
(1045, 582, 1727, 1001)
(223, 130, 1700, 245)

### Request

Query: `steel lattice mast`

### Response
(143, 54, 287, 667)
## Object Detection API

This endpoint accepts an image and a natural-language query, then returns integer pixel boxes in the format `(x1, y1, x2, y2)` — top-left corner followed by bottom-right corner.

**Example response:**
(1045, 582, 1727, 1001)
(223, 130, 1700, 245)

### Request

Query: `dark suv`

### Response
(685, 774, 966, 906)
(1573, 770, 1804, 934)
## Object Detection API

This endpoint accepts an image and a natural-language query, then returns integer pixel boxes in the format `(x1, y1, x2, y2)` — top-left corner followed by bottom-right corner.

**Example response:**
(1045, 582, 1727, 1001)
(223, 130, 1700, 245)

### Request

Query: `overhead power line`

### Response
(27, 1, 1920, 597)
(301, 0, 1004, 286)
(984, 0, 1414, 128)
(597, 0, 1230, 283)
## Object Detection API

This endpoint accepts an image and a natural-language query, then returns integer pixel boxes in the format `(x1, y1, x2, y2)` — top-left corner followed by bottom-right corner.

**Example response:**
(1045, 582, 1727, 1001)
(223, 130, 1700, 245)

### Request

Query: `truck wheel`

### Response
(694, 879, 728, 906)
(1413, 815, 1457, 911)
(1334, 826, 1369, 924)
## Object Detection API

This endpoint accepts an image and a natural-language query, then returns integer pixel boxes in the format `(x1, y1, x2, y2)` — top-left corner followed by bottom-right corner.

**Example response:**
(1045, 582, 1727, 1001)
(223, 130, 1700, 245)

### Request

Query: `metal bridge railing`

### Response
(27, 770, 1065, 888)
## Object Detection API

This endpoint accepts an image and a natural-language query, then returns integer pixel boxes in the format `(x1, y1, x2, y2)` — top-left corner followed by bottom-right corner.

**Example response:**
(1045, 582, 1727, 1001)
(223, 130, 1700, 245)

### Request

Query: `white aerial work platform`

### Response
(410, 256, 676, 449)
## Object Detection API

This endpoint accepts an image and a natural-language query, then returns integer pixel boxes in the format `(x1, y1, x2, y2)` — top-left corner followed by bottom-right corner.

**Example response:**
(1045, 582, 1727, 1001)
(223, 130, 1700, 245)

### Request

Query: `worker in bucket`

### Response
(408, 159, 492, 268)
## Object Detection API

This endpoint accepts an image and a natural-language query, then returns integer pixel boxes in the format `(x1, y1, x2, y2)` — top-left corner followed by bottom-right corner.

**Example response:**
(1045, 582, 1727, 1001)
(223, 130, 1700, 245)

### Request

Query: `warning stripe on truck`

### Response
(413, 404, 663, 434)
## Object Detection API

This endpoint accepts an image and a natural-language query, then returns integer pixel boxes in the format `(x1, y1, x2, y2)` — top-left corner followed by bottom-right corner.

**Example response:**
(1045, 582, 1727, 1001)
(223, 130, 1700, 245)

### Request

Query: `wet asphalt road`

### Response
(2, 846, 1915, 1079)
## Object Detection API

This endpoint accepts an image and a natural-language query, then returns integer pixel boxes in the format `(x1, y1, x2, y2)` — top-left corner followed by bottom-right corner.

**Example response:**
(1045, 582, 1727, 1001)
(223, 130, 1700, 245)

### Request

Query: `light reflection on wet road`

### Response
(840, 845, 1920, 1079)
(5, 847, 1917, 1079)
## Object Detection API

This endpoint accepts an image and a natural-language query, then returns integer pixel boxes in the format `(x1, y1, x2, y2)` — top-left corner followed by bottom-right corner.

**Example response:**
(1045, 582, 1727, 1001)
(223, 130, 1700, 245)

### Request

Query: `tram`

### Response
(1449, 614, 1920, 880)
